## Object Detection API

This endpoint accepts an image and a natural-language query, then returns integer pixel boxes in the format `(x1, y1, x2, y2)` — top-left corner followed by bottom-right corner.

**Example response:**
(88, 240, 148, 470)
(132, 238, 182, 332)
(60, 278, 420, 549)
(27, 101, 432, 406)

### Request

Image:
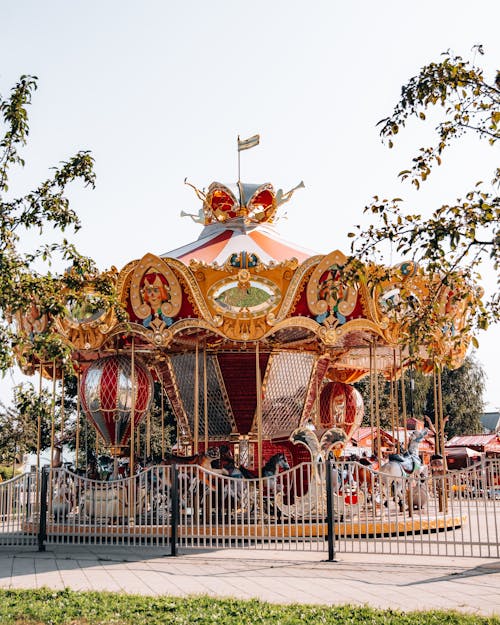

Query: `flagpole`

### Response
(237, 135, 241, 183)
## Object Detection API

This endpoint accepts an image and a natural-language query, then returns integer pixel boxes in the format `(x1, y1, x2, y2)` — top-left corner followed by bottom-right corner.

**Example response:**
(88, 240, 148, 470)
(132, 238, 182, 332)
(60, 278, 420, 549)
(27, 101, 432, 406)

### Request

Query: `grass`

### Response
(0, 589, 498, 625)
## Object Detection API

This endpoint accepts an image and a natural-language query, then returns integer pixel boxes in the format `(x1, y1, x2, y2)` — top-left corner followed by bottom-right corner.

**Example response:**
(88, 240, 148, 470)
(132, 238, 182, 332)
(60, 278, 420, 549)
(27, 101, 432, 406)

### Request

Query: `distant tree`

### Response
(349, 48, 499, 357)
(426, 355, 485, 438)
(356, 369, 431, 430)
(0, 383, 53, 467)
(356, 355, 484, 437)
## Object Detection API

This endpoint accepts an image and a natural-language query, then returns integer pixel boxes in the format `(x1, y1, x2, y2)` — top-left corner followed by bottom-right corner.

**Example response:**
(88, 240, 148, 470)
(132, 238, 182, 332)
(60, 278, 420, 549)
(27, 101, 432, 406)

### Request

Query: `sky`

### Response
(1, 0, 499, 410)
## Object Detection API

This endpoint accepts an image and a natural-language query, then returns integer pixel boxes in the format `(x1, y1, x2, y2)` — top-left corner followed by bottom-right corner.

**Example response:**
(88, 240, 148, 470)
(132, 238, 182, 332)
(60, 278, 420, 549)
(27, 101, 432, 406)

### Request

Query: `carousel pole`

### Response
(129, 337, 136, 524)
(315, 373, 320, 428)
(35, 362, 43, 513)
(160, 379, 165, 458)
(36, 363, 43, 473)
(437, 366, 447, 470)
(399, 348, 408, 450)
(369, 343, 375, 458)
(146, 402, 151, 460)
(389, 367, 396, 452)
(130, 337, 136, 475)
(49, 361, 57, 469)
(60, 369, 65, 438)
(373, 343, 382, 465)
(256, 342, 263, 478)
(203, 341, 209, 452)
(75, 370, 81, 470)
(193, 341, 199, 454)
(48, 361, 57, 521)
(433, 364, 440, 456)
(391, 349, 398, 453)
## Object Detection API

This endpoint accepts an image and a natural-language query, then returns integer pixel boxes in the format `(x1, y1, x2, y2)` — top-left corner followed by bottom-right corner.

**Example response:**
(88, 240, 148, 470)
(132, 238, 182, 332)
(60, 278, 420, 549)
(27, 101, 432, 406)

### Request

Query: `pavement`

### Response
(0, 546, 499, 616)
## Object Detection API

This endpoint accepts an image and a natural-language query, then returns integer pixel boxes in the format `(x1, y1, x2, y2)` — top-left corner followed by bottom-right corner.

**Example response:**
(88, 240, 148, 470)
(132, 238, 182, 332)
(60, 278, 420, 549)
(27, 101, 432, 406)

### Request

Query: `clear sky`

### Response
(1, 0, 499, 410)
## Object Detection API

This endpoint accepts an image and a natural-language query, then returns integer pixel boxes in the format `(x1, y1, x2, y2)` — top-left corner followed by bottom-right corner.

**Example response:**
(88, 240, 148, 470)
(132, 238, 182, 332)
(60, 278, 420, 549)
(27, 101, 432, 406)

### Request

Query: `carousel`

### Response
(14, 172, 472, 542)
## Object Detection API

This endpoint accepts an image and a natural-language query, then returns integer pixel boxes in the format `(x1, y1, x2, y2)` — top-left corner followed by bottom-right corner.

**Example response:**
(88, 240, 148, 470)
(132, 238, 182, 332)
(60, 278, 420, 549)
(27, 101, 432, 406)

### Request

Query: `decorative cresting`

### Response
(319, 382, 364, 443)
(184, 180, 305, 225)
(79, 355, 154, 453)
(307, 250, 358, 328)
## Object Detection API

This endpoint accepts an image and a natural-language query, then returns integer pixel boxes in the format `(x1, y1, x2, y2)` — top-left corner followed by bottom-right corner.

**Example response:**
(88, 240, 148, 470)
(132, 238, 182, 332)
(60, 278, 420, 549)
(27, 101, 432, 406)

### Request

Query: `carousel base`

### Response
(24, 513, 466, 541)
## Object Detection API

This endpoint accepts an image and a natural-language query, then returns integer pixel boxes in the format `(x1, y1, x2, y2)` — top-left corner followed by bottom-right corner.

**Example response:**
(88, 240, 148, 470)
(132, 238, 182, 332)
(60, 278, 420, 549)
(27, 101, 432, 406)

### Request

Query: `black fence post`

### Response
(170, 463, 179, 557)
(38, 467, 49, 552)
(325, 458, 336, 562)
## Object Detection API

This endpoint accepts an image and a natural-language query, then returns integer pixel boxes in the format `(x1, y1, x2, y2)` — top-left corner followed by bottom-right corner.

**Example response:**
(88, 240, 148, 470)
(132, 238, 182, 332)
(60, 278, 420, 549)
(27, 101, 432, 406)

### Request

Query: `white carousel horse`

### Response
(378, 427, 429, 512)
(274, 426, 358, 519)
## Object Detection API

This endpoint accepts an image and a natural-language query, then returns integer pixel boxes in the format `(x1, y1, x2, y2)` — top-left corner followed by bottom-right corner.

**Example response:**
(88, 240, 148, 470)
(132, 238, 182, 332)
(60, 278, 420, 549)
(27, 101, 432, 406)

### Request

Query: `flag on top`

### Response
(237, 134, 260, 152)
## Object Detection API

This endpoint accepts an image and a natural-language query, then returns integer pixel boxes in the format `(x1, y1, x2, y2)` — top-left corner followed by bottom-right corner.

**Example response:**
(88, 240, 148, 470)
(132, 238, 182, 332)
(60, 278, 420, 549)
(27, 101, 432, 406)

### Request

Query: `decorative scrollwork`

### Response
(306, 251, 357, 327)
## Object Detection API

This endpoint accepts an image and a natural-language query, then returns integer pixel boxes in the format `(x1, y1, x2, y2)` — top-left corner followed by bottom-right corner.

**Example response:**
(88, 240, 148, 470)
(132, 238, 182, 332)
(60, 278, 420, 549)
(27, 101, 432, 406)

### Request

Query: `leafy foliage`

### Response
(349, 49, 499, 357)
(0, 75, 120, 373)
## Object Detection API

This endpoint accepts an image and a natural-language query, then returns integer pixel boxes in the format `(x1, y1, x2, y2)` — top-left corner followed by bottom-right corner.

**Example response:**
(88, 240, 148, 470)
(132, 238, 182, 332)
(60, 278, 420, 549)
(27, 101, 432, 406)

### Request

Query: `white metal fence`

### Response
(0, 472, 39, 547)
(1, 459, 499, 557)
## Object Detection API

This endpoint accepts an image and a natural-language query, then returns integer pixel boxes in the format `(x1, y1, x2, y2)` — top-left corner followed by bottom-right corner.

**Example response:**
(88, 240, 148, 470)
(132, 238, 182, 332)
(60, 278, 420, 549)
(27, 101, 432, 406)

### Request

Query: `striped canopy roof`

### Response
(163, 218, 316, 265)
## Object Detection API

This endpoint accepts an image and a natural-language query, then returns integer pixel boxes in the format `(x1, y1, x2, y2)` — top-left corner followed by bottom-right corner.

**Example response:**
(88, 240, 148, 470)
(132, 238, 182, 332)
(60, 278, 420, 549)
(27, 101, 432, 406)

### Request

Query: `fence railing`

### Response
(2, 458, 499, 557)
(0, 471, 39, 547)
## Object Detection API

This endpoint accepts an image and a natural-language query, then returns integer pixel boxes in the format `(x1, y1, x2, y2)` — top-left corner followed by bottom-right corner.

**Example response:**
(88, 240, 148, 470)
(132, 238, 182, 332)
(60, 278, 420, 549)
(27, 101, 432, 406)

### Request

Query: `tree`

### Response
(349, 48, 499, 357)
(0, 383, 53, 467)
(355, 355, 484, 437)
(0, 75, 118, 373)
(426, 355, 485, 438)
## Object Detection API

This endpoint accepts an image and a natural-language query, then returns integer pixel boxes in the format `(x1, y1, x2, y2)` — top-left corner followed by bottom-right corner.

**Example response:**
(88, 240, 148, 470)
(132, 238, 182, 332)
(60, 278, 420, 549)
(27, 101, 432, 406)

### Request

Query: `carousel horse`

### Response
(51, 434, 72, 469)
(354, 456, 379, 503)
(237, 453, 291, 480)
(274, 426, 351, 519)
(378, 427, 429, 512)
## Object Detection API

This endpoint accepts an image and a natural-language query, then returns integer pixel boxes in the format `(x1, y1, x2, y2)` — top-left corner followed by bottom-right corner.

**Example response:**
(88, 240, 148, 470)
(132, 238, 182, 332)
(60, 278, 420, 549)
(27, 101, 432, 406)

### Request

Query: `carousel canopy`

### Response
(15, 177, 473, 446)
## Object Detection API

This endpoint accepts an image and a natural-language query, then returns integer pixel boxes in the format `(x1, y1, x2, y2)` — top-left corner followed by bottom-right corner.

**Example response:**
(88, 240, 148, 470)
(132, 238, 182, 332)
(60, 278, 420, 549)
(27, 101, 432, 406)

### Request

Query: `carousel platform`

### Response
(24, 513, 467, 541)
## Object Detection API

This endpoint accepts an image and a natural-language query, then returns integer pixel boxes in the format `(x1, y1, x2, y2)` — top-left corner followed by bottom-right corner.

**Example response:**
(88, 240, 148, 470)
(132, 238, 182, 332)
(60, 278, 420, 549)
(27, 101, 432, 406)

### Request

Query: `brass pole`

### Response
(130, 338, 136, 475)
(194, 342, 199, 454)
(75, 370, 81, 470)
(399, 348, 408, 449)
(390, 369, 396, 452)
(146, 411, 151, 459)
(161, 378, 165, 458)
(49, 361, 57, 469)
(203, 342, 209, 452)
(369, 343, 375, 458)
(36, 363, 43, 473)
(35, 362, 43, 513)
(433, 365, 439, 456)
(256, 342, 263, 477)
(374, 343, 382, 465)
(129, 338, 136, 524)
(60, 369, 65, 438)
(315, 370, 320, 428)
(437, 367, 447, 470)
(392, 349, 398, 453)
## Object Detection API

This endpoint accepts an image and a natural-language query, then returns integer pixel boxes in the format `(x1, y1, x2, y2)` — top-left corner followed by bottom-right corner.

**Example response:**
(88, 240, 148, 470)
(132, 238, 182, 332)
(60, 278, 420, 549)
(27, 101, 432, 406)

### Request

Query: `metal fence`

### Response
(1, 459, 499, 557)
(0, 472, 39, 547)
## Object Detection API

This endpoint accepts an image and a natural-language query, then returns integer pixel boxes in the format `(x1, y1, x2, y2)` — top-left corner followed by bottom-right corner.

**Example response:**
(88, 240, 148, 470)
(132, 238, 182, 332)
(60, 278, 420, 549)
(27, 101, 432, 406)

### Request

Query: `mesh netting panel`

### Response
(170, 353, 234, 439)
(262, 352, 315, 438)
